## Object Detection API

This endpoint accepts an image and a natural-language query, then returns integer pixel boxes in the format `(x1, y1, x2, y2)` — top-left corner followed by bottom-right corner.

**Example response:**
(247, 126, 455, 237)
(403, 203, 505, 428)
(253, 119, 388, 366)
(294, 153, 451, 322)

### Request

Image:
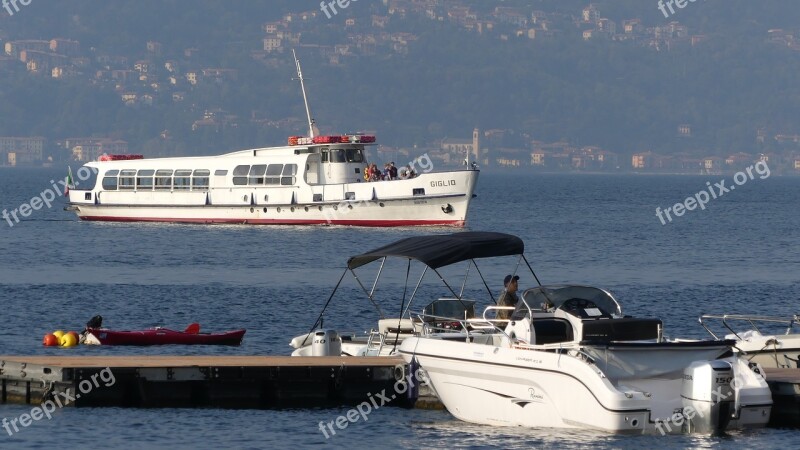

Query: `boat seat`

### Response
(378, 318, 416, 336)
(581, 318, 662, 342)
(531, 319, 574, 345)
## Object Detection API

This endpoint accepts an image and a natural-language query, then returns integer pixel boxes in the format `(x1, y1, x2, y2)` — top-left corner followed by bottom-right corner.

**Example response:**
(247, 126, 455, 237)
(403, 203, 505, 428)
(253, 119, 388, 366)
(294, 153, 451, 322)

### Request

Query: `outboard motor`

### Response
(311, 329, 342, 356)
(681, 360, 735, 434)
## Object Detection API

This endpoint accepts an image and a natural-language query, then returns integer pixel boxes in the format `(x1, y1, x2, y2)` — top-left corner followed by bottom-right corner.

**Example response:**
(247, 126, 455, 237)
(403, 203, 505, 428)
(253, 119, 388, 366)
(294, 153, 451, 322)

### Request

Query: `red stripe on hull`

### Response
(80, 216, 465, 227)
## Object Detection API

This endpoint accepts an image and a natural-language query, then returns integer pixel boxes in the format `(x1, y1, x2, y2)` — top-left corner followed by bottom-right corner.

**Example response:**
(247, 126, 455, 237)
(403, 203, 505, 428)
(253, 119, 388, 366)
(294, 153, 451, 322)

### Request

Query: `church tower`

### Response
(472, 128, 480, 163)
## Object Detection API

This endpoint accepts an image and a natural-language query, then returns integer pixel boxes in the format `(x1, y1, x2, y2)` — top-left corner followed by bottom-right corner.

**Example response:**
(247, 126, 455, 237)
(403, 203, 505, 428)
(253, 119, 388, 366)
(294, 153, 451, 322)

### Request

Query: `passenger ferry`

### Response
(66, 53, 479, 227)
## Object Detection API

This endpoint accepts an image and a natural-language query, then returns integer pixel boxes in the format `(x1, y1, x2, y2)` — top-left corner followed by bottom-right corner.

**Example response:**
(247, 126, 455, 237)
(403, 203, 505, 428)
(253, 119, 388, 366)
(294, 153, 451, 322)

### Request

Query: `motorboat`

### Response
(65, 51, 478, 227)
(290, 232, 523, 357)
(81, 321, 246, 346)
(699, 314, 800, 368)
(393, 233, 773, 434)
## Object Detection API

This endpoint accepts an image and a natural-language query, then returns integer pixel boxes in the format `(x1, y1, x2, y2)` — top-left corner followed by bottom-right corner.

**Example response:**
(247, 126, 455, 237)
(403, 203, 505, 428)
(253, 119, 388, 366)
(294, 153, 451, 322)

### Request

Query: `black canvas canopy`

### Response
(347, 231, 524, 270)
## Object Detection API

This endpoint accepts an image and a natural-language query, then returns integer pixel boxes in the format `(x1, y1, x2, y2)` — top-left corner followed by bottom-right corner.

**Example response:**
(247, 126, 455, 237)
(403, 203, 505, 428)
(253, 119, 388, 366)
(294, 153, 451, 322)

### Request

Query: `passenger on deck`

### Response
(399, 165, 416, 179)
(389, 162, 398, 180)
(496, 275, 520, 321)
(383, 163, 391, 180)
(369, 163, 381, 181)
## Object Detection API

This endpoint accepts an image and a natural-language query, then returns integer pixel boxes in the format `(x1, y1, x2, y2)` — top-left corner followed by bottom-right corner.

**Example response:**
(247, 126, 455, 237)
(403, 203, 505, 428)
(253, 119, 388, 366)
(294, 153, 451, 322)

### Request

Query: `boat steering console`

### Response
(558, 298, 613, 319)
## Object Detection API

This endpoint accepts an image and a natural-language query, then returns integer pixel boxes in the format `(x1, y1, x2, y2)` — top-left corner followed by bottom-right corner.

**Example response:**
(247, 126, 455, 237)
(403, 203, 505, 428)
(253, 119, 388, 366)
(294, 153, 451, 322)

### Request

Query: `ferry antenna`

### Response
(292, 49, 316, 138)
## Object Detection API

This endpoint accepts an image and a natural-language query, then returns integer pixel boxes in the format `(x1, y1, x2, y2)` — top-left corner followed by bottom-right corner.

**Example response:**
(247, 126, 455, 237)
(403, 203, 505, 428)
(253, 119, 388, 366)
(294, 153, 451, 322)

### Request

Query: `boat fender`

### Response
(290, 332, 315, 349)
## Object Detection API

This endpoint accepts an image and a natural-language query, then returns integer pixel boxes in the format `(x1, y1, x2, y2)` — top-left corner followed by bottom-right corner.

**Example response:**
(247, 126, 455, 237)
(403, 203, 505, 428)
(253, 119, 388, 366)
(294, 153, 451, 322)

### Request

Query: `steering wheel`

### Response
(560, 298, 595, 311)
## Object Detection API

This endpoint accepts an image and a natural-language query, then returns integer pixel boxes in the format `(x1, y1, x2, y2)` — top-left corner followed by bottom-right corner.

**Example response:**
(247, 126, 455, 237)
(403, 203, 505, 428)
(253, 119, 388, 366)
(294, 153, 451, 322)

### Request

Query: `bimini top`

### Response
(347, 232, 524, 270)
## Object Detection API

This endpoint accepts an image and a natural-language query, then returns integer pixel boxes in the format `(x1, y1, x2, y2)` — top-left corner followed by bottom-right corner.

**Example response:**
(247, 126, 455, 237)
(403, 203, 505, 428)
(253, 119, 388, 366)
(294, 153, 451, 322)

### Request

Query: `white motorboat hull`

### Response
(733, 334, 800, 368)
(400, 336, 772, 434)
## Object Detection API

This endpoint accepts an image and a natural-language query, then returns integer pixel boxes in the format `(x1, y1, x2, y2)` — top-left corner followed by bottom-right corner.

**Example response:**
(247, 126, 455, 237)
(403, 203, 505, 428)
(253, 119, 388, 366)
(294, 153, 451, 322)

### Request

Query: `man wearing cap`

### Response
(497, 275, 520, 321)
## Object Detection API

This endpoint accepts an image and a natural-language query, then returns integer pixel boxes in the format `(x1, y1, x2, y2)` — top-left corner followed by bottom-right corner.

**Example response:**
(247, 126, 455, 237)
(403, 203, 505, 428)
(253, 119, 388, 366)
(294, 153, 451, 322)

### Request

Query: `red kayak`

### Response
(82, 324, 246, 346)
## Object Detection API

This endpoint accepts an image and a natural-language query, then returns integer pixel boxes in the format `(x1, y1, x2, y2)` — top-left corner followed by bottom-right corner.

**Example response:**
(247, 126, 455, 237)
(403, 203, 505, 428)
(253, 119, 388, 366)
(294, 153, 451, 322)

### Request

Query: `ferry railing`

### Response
(699, 314, 800, 340)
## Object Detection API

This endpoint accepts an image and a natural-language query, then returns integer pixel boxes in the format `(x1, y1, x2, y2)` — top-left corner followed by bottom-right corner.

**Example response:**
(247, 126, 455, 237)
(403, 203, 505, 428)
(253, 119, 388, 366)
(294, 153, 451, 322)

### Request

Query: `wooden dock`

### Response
(1, 355, 795, 425)
(0, 355, 416, 409)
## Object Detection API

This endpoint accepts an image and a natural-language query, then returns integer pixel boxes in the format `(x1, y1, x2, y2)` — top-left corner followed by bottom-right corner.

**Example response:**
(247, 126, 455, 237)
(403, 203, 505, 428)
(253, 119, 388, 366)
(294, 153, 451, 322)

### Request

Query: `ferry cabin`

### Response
(67, 140, 479, 227)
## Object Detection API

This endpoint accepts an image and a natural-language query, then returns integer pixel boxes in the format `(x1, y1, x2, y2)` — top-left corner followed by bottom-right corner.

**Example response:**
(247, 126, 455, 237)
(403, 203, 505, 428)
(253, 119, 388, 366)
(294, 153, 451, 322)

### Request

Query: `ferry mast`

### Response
(293, 49, 316, 138)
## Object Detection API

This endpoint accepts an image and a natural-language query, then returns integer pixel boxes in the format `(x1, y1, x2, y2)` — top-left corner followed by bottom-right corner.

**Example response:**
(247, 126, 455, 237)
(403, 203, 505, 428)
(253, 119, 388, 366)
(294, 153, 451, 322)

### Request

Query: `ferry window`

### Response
(321, 149, 328, 163)
(249, 164, 267, 185)
(173, 170, 192, 190)
(345, 192, 355, 200)
(174, 177, 191, 189)
(192, 176, 209, 191)
(102, 177, 118, 190)
(330, 149, 346, 163)
(136, 170, 154, 190)
(413, 188, 426, 196)
(346, 148, 363, 163)
(281, 164, 297, 186)
(155, 176, 172, 190)
(265, 164, 283, 185)
(119, 169, 136, 189)
(193, 169, 210, 177)
(119, 176, 135, 189)
(153, 170, 172, 190)
(233, 165, 250, 185)
(104, 170, 119, 177)
(78, 166, 99, 190)
(214, 169, 228, 176)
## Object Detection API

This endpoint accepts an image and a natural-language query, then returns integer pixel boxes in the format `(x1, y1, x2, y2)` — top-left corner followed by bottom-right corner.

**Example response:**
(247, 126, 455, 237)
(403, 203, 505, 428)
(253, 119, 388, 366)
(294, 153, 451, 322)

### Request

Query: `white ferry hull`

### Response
(69, 170, 479, 227)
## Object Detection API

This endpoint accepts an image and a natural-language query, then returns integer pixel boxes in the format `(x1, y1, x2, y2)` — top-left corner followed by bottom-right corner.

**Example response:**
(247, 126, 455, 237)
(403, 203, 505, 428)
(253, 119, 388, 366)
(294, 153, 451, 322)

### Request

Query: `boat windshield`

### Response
(521, 285, 622, 316)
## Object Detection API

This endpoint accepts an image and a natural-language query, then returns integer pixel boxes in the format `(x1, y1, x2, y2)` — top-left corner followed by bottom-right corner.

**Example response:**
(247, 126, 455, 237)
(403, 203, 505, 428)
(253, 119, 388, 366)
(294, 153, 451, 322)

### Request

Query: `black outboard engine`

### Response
(680, 360, 735, 433)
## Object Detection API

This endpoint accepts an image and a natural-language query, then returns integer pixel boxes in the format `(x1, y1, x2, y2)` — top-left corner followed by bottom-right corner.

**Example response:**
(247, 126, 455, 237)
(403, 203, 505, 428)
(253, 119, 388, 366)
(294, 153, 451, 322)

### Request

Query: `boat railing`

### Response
(412, 310, 511, 339)
(366, 329, 386, 355)
(699, 313, 800, 340)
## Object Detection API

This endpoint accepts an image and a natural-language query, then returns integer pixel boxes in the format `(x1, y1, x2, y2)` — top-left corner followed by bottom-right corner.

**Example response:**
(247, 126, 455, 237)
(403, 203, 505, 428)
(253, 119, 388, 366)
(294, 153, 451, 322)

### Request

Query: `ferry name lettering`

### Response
(430, 179, 456, 188)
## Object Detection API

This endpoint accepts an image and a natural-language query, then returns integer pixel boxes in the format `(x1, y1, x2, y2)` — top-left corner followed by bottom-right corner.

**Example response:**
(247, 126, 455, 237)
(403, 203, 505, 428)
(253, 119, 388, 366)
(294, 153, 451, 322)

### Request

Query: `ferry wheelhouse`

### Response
(66, 52, 479, 227)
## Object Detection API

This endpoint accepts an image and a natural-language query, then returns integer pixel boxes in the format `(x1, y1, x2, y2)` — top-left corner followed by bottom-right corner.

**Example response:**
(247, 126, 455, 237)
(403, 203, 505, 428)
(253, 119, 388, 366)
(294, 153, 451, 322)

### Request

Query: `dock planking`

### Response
(0, 355, 415, 409)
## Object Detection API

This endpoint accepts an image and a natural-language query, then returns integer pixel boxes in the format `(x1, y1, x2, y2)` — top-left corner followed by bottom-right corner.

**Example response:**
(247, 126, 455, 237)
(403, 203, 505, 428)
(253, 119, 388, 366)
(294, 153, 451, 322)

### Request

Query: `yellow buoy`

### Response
(60, 332, 78, 347)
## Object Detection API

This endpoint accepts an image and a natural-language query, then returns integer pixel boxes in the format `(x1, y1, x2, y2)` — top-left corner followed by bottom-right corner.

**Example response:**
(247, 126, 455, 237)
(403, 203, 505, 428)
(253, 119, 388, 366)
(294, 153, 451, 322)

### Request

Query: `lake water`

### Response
(0, 167, 798, 448)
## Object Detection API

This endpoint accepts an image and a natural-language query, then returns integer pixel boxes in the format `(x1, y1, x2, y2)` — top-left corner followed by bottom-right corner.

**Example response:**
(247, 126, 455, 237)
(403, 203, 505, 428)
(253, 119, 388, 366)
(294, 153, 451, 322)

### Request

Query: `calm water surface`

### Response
(0, 167, 798, 448)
